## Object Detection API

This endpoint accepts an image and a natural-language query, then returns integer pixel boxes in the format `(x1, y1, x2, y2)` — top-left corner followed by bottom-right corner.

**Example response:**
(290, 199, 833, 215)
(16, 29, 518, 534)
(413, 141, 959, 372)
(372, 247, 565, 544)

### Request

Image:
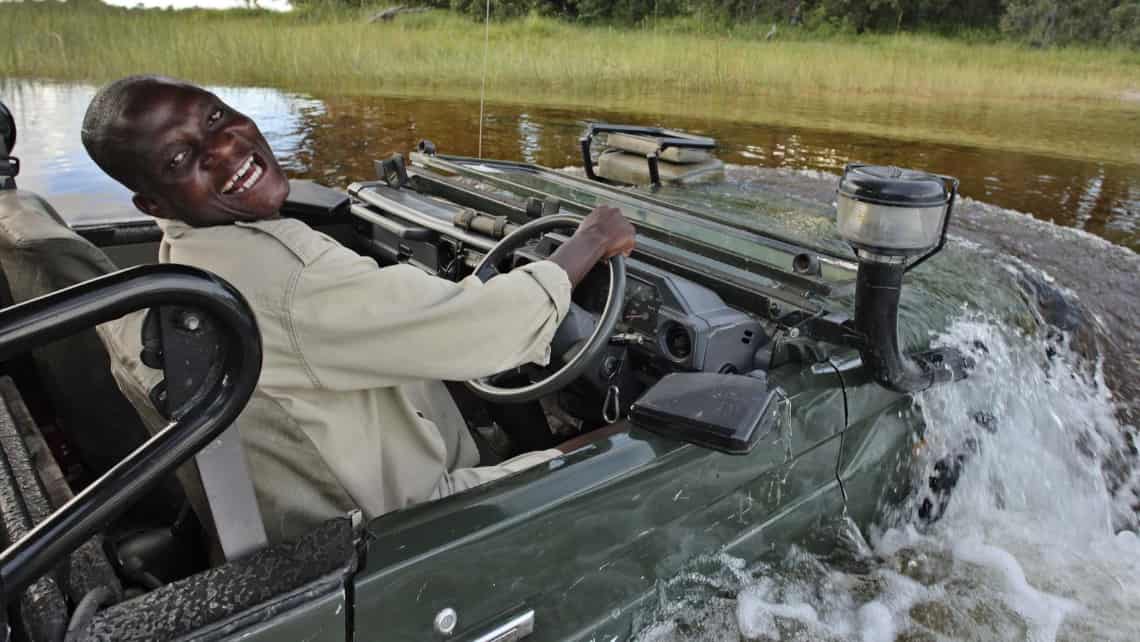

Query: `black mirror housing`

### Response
(630, 372, 780, 454)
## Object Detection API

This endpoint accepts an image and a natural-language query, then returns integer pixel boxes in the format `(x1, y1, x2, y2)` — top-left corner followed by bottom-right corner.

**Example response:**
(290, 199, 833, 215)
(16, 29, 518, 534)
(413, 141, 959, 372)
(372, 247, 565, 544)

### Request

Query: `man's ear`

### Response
(132, 193, 167, 219)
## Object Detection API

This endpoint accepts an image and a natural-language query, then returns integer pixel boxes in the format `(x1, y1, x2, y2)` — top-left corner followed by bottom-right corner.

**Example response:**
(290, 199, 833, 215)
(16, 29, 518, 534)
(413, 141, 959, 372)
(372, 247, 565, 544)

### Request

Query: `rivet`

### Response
(182, 314, 201, 332)
(434, 607, 457, 636)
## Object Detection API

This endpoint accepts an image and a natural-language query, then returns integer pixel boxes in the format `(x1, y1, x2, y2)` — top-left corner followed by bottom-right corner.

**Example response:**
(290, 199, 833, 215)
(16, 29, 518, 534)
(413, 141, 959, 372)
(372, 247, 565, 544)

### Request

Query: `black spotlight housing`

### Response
(1, 101, 17, 190)
(837, 164, 972, 393)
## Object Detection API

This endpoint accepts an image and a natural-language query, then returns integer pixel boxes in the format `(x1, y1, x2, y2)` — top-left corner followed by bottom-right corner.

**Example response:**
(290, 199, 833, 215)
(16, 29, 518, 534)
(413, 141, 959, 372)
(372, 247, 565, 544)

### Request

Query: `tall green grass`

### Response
(5, 5, 1135, 100)
(2, 4, 1138, 163)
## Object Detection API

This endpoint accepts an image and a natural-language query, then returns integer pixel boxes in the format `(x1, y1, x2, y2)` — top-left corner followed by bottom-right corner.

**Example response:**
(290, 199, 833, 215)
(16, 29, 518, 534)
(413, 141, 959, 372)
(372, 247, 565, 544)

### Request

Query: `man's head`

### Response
(82, 76, 289, 226)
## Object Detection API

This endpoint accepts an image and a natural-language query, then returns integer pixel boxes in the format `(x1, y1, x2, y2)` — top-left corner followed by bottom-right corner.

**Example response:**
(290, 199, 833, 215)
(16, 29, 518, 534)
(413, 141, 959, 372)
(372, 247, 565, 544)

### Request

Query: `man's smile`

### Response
(221, 153, 266, 195)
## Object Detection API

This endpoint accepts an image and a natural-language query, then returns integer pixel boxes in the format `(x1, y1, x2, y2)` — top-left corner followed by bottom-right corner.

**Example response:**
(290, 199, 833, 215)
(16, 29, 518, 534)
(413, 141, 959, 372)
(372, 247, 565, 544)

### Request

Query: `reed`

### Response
(2, 4, 1138, 163)
(4, 5, 1135, 99)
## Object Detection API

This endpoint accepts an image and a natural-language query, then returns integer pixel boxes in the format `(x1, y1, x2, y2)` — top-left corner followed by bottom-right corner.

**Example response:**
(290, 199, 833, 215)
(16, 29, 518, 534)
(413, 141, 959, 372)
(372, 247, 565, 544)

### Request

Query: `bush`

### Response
(433, 0, 1133, 46)
(1001, 0, 1138, 47)
(1109, 2, 1140, 47)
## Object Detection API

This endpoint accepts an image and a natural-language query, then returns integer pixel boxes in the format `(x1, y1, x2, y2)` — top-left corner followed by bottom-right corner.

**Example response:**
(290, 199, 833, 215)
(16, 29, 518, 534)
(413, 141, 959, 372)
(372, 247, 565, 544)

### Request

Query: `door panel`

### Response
(352, 364, 880, 641)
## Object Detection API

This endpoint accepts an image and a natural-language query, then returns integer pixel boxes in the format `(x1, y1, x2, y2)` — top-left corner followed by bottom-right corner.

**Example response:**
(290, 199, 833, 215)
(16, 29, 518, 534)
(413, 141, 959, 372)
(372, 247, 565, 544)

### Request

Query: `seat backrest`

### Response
(0, 190, 267, 561)
(0, 190, 183, 524)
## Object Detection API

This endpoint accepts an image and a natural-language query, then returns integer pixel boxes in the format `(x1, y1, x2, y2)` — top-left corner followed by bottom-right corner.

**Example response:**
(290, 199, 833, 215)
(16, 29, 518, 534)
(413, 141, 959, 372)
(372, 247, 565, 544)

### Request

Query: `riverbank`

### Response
(2, 4, 1138, 164)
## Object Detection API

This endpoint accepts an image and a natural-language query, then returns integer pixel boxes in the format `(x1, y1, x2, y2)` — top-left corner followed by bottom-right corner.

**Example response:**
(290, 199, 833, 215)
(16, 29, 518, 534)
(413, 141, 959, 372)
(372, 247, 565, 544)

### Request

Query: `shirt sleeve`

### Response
(431, 449, 563, 498)
(288, 245, 572, 390)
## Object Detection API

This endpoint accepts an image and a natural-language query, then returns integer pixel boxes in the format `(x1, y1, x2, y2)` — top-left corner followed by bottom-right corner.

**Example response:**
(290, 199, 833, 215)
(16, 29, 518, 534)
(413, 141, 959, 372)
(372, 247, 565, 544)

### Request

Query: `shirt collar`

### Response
(156, 218, 191, 239)
(158, 217, 279, 239)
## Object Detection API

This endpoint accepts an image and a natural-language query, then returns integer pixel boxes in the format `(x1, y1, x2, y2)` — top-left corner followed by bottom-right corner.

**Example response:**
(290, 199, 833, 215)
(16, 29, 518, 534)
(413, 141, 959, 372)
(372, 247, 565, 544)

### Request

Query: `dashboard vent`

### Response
(662, 322, 693, 361)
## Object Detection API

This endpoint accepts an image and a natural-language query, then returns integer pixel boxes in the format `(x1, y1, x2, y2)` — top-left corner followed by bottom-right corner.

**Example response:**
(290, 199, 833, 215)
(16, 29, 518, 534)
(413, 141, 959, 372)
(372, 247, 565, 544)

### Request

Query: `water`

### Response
(2, 79, 1138, 250)
(632, 165, 1140, 639)
(2, 78, 1138, 640)
(635, 318, 1139, 641)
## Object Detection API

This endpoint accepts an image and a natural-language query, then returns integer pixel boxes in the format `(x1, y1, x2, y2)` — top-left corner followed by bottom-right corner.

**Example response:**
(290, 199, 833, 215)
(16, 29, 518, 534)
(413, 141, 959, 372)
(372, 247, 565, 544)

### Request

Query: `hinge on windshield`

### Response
(759, 310, 869, 369)
(374, 154, 409, 189)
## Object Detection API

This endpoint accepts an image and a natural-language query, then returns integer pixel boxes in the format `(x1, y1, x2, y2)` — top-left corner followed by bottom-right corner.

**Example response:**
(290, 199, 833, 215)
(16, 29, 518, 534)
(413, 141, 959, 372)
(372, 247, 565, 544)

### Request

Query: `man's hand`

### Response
(549, 205, 636, 286)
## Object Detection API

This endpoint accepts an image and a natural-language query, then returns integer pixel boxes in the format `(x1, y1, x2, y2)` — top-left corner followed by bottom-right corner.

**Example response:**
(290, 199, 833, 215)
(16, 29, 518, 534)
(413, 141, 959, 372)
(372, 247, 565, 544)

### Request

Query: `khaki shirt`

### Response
(103, 217, 568, 543)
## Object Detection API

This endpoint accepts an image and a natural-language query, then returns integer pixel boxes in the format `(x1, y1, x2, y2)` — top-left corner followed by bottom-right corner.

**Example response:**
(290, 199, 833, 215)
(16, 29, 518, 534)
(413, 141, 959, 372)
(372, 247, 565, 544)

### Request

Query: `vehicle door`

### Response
(350, 363, 888, 641)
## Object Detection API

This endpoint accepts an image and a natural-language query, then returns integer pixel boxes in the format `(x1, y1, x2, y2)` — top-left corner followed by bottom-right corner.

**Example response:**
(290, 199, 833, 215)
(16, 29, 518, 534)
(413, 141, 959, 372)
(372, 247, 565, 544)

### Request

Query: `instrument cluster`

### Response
(612, 264, 764, 374)
(528, 237, 765, 374)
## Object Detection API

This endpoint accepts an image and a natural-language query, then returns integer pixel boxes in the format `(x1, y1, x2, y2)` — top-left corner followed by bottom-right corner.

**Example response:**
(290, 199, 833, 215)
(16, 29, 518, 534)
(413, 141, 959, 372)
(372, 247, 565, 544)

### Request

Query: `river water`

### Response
(2, 79, 1138, 640)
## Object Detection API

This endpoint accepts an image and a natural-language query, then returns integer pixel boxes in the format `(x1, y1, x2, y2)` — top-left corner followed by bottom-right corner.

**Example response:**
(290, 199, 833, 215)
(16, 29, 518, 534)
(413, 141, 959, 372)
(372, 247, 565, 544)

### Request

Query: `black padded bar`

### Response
(0, 264, 261, 602)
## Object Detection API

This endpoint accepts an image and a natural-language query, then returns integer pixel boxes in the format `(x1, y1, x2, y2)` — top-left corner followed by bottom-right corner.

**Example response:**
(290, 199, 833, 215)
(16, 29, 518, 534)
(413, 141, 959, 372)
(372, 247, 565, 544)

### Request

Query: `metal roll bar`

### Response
(0, 264, 262, 602)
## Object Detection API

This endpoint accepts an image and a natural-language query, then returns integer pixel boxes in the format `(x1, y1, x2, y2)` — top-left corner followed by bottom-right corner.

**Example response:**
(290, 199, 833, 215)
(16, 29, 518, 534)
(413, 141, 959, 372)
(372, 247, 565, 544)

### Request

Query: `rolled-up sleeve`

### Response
(432, 448, 563, 499)
(288, 246, 572, 390)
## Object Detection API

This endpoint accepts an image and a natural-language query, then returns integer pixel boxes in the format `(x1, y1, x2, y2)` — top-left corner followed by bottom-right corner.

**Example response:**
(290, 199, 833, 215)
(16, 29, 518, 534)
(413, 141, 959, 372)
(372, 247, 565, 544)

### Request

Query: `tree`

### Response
(1001, 0, 1134, 47)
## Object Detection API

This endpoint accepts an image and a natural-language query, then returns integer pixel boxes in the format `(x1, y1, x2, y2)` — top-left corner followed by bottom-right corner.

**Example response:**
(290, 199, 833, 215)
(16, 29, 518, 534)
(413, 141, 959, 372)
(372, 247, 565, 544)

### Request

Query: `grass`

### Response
(2, 4, 1138, 163)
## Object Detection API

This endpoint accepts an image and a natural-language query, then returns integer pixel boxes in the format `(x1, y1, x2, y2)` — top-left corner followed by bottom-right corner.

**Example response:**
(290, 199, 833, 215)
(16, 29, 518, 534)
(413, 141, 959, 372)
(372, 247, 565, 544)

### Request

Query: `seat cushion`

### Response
(604, 132, 716, 164)
(596, 150, 724, 186)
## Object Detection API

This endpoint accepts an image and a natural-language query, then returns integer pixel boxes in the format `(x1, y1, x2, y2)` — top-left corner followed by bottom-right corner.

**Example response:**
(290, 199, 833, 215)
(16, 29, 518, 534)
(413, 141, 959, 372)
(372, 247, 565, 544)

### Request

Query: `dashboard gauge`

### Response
(620, 278, 661, 335)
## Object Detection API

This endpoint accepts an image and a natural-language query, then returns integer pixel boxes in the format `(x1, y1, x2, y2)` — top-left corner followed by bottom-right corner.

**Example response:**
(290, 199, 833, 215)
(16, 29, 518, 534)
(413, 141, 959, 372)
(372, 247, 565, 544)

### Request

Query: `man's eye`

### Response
(208, 108, 223, 126)
(169, 151, 188, 168)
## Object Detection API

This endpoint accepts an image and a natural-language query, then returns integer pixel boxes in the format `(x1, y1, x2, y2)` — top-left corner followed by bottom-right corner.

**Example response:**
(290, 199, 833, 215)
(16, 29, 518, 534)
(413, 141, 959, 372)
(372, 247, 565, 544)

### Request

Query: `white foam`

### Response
(736, 578, 823, 639)
(638, 314, 1139, 641)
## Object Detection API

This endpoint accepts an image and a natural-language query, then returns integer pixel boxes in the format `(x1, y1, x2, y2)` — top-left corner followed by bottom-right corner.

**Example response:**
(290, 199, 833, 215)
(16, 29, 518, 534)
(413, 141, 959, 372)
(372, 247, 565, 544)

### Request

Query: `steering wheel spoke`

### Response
(474, 262, 501, 282)
(551, 302, 598, 361)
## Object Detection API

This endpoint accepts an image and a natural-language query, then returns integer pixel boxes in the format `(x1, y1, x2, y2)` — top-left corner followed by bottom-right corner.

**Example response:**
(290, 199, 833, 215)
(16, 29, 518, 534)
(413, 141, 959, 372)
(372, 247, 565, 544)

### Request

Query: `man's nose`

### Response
(201, 129, 244, 170)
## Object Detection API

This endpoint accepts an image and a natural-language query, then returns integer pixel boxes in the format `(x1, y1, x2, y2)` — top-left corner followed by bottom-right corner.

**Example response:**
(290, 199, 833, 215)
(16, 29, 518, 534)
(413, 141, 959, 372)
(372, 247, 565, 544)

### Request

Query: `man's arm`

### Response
(287, 206, 635, 390)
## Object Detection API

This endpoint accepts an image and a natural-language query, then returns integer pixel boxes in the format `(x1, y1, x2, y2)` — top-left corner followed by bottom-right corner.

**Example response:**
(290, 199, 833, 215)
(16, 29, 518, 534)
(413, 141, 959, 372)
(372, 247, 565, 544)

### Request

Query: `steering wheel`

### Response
(465, 214, 626, 403)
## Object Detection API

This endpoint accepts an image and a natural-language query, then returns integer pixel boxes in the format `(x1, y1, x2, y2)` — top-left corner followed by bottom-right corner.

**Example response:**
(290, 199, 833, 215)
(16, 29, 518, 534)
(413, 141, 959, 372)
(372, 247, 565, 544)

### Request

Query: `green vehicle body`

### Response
(0, 128, 938, 641)
(233, 153, 923, 641)
(231, 369, 912, 641)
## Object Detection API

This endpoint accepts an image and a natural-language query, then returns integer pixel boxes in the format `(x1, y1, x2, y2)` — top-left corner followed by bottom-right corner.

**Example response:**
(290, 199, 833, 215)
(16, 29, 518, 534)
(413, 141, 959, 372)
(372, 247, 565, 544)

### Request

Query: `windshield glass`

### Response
(427, 157, 857, 286)
(651, 175, 854, 259)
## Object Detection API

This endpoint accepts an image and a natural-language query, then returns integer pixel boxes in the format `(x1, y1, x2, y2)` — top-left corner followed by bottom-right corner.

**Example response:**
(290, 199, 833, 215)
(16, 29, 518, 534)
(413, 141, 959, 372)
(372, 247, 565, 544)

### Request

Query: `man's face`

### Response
(122, 82, 289, 225)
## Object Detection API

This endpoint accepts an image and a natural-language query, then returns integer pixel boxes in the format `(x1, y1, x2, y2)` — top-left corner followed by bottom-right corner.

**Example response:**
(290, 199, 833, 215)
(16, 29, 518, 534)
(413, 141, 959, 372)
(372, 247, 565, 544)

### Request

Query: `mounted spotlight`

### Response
(1, 101, 18, 190)
(837, 164, 971, 393)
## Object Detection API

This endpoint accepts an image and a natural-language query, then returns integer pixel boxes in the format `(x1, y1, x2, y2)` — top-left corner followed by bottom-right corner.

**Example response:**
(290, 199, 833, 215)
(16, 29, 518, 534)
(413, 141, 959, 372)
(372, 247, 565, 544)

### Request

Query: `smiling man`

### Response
(81, 75, 635, 542)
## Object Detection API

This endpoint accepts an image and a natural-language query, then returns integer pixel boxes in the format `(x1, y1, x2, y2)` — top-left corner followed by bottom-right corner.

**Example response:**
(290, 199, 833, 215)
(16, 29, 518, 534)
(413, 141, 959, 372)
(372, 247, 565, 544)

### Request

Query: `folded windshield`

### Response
(415, 155, 857, 289)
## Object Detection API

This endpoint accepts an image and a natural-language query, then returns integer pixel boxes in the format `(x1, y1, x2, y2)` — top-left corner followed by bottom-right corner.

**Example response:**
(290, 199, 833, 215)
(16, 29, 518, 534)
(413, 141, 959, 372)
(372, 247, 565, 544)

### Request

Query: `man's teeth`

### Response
(222, 156, 262, 195)
(236, 164, 263, 193)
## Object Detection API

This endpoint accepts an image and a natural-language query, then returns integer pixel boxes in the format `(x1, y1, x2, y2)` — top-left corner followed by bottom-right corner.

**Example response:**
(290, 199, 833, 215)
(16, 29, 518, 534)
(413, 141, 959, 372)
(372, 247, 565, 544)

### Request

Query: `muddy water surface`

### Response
(3, 80, 1138, 250)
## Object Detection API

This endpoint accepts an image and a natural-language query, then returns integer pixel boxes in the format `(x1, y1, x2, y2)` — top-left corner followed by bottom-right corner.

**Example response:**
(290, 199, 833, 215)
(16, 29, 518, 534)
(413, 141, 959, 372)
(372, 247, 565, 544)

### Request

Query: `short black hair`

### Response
(81, 75, 184, 192)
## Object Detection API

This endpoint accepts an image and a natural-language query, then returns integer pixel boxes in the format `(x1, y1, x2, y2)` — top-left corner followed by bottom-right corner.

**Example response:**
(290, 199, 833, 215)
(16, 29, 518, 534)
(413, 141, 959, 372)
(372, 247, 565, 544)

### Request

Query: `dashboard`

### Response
(360, 207, 769, 377)
(572, 255, 766, 375)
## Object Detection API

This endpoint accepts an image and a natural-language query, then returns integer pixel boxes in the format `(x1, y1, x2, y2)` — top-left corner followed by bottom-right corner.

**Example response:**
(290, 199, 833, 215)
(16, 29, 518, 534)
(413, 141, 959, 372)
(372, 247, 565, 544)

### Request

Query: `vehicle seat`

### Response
(0, 189, 184, 524)
(0, 189, 266, 566)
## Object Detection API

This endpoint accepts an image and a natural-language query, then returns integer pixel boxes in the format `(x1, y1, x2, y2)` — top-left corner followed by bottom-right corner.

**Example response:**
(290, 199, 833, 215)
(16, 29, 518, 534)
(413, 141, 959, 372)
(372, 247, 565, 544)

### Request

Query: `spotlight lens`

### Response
(836, 165, 951, 255)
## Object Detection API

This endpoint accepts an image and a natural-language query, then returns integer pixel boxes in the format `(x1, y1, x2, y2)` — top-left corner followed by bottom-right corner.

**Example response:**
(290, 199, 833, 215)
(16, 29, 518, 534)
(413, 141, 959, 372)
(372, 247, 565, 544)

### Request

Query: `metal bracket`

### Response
(0, 157, 18, 191)
(151, 305, 269, 560)
(375, 154, 410, 189)
(524, 196, 560, 219)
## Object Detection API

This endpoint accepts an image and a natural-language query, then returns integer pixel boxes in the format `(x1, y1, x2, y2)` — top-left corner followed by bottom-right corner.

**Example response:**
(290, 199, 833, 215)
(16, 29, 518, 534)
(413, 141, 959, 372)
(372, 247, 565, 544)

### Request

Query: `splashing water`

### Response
(636, 314, 1139, 641)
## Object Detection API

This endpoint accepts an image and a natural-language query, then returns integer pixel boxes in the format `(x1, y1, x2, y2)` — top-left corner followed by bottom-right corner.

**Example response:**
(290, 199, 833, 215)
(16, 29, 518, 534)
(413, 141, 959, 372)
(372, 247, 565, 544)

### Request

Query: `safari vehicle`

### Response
(0, 107, 970, 641)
